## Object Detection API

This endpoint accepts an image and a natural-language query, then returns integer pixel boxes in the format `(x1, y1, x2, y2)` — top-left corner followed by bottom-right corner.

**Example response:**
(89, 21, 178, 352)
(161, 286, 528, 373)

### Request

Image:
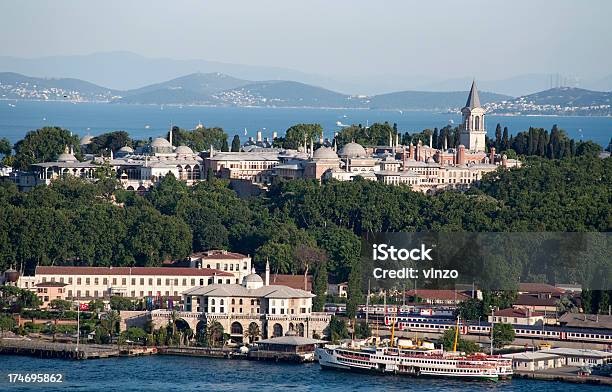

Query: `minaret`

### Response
(265, 258, 270, 286)
(459, 80, 486, 152)
(169, 125, 173, 146)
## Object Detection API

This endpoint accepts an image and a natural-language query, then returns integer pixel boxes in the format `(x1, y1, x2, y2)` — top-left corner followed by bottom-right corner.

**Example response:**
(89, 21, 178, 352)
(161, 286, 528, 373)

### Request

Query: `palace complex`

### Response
(5, 81, 519, 193)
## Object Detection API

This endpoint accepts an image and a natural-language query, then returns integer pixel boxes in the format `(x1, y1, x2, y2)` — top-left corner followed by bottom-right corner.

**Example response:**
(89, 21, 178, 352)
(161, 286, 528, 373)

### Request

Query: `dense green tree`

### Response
(283, 123, 323, 149)
(87, 131, 132, 155)
(0, 314, 16, 336)
(439, 327, 480, 354)
(231, 135, 241, 152)
(455, 298, 485, 321)
(221, 138, 229, 152)
(121, 326, 147, 344)
(492, 323, 515, 348)
(170, 125, 228, 151)
(327, 315, 350, 343)
(575, 141, 603, 157)
(337, 122, 397, 147)
(494, 124, 502, 151)
(110, 296, 134, 311)
(313, 261, 328, 312)
(13, 127, 82, 170)
(0, 137, 11, 156)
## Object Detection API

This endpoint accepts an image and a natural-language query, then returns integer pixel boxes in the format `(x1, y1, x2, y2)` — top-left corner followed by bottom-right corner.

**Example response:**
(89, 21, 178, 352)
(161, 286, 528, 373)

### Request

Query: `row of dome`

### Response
(80, 134, 367, 161)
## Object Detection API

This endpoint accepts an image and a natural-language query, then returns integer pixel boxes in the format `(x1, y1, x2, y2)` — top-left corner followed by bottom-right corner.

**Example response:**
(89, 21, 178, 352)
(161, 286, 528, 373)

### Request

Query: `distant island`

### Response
(1, 71, 611, 115)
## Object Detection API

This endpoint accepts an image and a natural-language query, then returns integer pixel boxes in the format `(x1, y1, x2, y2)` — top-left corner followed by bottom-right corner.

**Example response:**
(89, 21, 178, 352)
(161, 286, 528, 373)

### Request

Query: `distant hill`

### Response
(6, 71, 609, 114)
(213, 80, 352, 107)
(368, 90, 511, 110)
(0, 71, 119, 101)
(118, 72, 251, 104)
(518, 87, 612, 106)
(487, 87, 612, 116)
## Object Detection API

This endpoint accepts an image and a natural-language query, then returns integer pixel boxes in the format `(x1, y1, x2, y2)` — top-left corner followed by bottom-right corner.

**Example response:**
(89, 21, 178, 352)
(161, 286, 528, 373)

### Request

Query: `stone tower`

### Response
(459, 80, 486, 152)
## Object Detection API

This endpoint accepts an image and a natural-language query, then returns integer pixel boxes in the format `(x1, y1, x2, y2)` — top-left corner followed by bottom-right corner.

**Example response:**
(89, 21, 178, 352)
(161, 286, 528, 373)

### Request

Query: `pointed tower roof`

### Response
(465, 80, 481, 109)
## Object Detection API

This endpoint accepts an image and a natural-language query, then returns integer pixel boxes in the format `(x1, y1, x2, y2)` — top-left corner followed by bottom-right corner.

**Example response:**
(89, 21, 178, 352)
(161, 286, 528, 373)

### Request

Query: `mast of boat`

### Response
(390, 313, 396, 348)
(365, 279, 370, 326)
(452, 315, 460, 352)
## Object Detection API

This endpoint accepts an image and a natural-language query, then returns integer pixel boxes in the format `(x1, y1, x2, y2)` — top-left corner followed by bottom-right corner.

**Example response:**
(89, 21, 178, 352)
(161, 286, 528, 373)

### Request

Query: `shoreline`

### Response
(3, 98, 612, 117)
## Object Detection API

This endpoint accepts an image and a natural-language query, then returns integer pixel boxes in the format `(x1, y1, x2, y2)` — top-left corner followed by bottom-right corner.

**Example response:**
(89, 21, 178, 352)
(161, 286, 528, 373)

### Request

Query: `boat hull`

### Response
(316, 348, 511, 381)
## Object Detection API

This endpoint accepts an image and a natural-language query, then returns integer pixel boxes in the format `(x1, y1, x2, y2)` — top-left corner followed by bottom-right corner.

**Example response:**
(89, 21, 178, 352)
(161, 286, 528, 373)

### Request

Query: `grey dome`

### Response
(339, 142, 366, 158)
(313, 146, 338, 160)
(243, 274, 263, 284)
(57, 152, 77, 162)
(118, 146, 134, 153)
(175, 145, 194, 155)
(151, 137, 172, 148)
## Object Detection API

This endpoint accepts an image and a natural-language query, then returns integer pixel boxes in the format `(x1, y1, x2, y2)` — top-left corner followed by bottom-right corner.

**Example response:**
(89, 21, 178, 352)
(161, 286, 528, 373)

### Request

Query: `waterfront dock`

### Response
(0, 338, 157, 359)
(0, 338, 119, 359)
(158, 346, 245, 359)
(515, 367, 612, 386)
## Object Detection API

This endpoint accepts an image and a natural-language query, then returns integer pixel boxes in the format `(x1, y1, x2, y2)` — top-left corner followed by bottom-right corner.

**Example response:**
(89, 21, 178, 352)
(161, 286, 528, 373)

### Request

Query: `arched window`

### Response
(474, 116, 480, 130)
(273, 323, 283, 337)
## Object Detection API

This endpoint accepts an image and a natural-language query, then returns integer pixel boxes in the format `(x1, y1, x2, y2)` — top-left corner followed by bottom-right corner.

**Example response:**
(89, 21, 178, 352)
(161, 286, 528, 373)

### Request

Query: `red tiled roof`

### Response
(260, 274, 313, 292)
(35, 266, 233, 277)
(405, 289, 471, 301)
(190, 251, 249, 260)
(518, 283, 565, 294)
(495, 307, 544, 318)
(514, 294, 558, 306)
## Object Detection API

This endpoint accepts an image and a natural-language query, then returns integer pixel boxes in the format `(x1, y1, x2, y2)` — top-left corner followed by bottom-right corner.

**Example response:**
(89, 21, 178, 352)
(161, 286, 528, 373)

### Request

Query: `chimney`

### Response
(457, 145, 466, 165)
(402, 146, 407, 172)
(169, 126, 173, 146)
(389, 131, 392, 147)
(210, 144, 214, 158)
(444, 136, 448, 151)
(256, 130, 262, 142)
(489, 147, 495, 164)
(265, 258, 270, 286)
(429, 134, 433, 148)
(409, 143, 415, 159)
(395, 133, 400, 148)
(272, 131, 278, 140)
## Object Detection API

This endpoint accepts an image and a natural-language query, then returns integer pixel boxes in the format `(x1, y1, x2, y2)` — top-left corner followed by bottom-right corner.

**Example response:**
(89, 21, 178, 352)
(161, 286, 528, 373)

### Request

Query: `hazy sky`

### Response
(1, 0, 611, 80)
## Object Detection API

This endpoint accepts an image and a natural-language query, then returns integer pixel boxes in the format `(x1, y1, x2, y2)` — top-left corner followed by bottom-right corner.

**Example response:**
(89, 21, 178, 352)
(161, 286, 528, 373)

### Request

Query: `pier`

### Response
(0, 338, 119, 359)
(515, 368, 612, 386)
(0, 338, 157, 359)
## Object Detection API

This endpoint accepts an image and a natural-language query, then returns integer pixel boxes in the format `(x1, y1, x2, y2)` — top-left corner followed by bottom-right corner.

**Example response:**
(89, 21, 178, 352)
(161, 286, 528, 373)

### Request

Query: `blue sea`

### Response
(0, 355, 608, 392)
(0, 101, 610, 146)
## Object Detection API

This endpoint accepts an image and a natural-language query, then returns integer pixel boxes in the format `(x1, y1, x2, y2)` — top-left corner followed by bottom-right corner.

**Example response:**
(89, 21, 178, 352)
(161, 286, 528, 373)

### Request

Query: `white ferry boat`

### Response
(316, 343, 512, 381)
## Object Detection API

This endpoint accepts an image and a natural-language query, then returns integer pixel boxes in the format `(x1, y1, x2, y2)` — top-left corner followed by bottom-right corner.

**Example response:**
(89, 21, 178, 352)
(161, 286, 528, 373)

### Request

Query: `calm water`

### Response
(0, 355, 608, 392)
(0, 101, 610, 146)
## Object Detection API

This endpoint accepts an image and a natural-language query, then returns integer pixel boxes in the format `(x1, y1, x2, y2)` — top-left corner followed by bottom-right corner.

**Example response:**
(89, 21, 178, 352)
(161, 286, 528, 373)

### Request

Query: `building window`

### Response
(140, 278, 145, 285)
(94, 278, 99, 285)
(131, 278, 136, 285)
(157, 278, 161, 285)
(77, 278, 81, 285)
(149, 278, 153, 285)
(122, 278, 126, 285)
(85, 278, 90, 285)
(103, 278, 108, 285)
(112, 278, 117, 285)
